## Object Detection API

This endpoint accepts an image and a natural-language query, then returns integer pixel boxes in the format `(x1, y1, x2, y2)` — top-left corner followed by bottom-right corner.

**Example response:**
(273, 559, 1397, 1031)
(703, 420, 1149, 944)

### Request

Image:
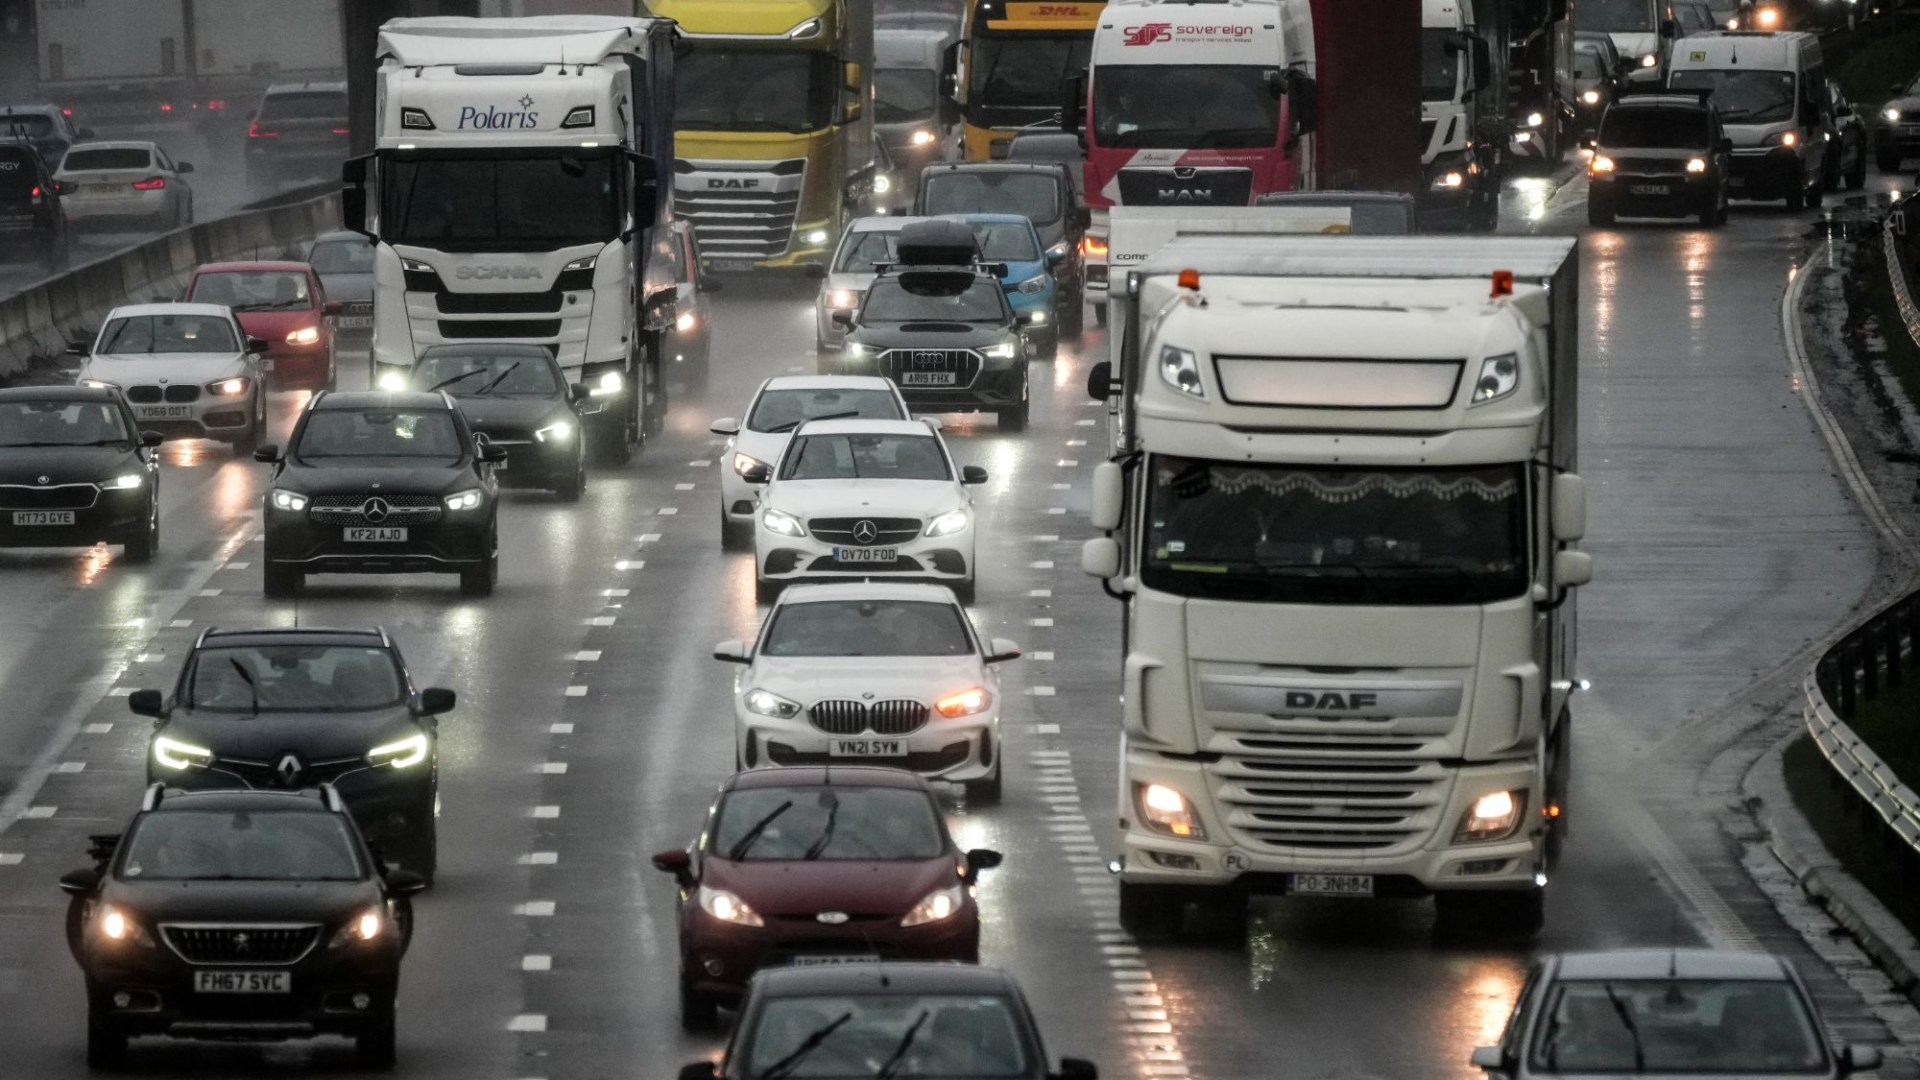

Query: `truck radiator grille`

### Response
(673, 158, 806, 260)
(1211, 754, 1448, 854)
(436, 319, 562, 340)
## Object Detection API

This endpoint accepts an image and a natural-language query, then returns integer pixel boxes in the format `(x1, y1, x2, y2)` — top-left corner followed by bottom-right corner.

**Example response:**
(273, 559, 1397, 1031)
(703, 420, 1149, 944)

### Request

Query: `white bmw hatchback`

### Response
(714, 581, 1022, 800)
(750, 417, 985, 603)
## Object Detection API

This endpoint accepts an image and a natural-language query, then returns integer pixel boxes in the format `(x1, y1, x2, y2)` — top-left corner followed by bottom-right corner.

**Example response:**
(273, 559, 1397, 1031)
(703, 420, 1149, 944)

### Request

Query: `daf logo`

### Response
(913, 351, 944, 369)
(274, 753, 304, 787)
(816, 911, 850, 925)
(455, 265, 544, 280)
(360, 497, 392, 524)
(232, 932, 251, 952)
(707, 177, 760, 189)
(1284, 691, 1380, 712)
(852, 520, 879, 544)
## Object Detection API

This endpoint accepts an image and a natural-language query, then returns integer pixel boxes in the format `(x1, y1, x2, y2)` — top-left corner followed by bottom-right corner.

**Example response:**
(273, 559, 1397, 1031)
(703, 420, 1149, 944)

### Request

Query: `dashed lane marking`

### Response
(514, 901, 555, 916)
(518, 853, 558, 866)
(638, 533, 662, 543)
(0, 854, 22, 866)
(25, 807, 54, 819)
(106, 688, 133, 697)
(615, 560, 644, 571)
(1031, 534, 1060, 542)
(1027, 686, 1056, 696)
(601, 589, 629, 598)
(675, 483, 695, 491)
(549, 723, 574, 734)
(508, 1015, 547, 1032)
(538, 763, 569, 775)
(532, 806, 560, 819)
(83, 724, 111, 735)
(586, 616, 616, 626)
(522, 955, 552, 972)
(1033, 651, 1054, 661)
(1056, 460, 1078, 468)
(1029, 561, 1055, 570)
(1028, 589, 1052, 597)
(564, 687, 588, 697)
(197, 588, 221, 597)
(1029, 618, 1054, 627)
(657, 507, 679, 516)
(689, 460, 712, 467)
(55, 763, 83, 773)
(168, 619, 192, 628)
(572, 651, 601, 662)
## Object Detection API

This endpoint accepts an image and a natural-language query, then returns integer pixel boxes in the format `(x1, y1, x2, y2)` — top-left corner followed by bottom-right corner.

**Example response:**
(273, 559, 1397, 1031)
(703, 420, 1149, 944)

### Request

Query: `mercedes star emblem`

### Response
(852, 520, 878, 544)
(274, 753, 303, 787)
(815, 911, 850, 925)
(360, 497, 392, 524)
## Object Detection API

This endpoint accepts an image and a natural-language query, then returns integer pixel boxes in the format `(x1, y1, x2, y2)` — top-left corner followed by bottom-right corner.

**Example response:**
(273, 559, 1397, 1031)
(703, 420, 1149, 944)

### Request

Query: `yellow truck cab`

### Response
(640, 0, 876, 272)
(946, 0, 1105, 161)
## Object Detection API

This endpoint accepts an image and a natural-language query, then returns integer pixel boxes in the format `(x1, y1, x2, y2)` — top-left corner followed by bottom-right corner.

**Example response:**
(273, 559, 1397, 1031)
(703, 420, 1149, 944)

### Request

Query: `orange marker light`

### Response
(1177, 268, 1200, 290)
(1490, 270, 1514, 298)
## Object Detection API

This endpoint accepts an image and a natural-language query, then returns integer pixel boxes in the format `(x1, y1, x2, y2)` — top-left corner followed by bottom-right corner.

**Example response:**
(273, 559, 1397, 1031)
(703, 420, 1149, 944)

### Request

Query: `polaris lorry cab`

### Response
(1665, 30, 1829, 209)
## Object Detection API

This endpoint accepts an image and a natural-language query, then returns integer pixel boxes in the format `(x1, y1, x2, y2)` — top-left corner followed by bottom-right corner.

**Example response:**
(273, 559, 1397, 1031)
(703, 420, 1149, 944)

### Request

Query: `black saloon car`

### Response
(257, 390, 505, 597)
(0, 139, 69, 272)
(1586, 93, 1731, 227)
(133, 626, 454, 880)
(60, 785, 426, 1068)
(406, 344, 587, 500)
(0, 386, 160, 560)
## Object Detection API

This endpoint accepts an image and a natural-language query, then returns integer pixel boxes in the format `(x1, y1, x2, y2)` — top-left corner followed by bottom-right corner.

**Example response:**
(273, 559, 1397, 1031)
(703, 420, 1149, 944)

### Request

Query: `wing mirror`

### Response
(1086, 360, 1114, 401)
(1082, 536, 1121, 579)
(985, 638, 1022, 664)
(804, 264, 828, 280)
(1054, 1059, 1098, 1080)
(246, 336, 269, 354)
(961, 465, 988, 485)
(712, 639, 752, 663)
(1046, 243, 1067, 266)
(416, 687, 456, 716)
(831, 310, 854, 330)
(1551, 473, 1586, 542)
(127, 689, 166, 719)
(1553, 549, 1594, 588)
(65, 340, 89, 357)
(1842, 1045, 1883, 1074)
(1469, 1046, 1507, 1071)
(1089, 461, 1124, 531)
(480, 443, 509, 464)
(140, 431, 165, 448)
(568, 384, 589, 404)
(964, 848, 1003, 879)
(741, 463, 772, 485)
(1016, 312, 1036, 326)
(253, 445, 281, 463)
(652, 847, 696, 887)
(383, 869, 429, 896)
(679, 1063, 719, 1080)
(59, 867, 102, 896)
(176, 161, 193, 174)
(709, 417, 740, 437)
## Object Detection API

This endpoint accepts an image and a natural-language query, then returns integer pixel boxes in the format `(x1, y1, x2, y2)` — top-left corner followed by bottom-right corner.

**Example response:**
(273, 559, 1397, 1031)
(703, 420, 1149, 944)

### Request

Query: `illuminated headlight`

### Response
(269, 489, 309, 512)
(1158, 345, 1205, 398)
(802, 229, 830, 246)
(1014, 275, 1047, 295)
(911, 129, 936, 147)
(1588, 154, 1615, 173)
(562, 255, 596, 273)
(82, 379, 117, 390)
(845, 342, 868, 357)
(1471, 353, 1519, 404)
(1768, 130, 1799, 148)
(367, 732, 429, 768)
(1581, 89, 1601, 105)
(1886, 108, 1903, 123)
(901, 883, 966, 927)
(933, 687, 990, 717)
(376, 370, 409, 392)
(1431, 170, 1465, 190)
(1685, 157, 1707, 174)
(206, 376, 249, 397)
(676, 311, 697, 333)
(286, 325, 321, 346)
(982, 342, 1018, 360)
(1135, 783, 1206, 840)
(873, 172, 892, 194)
(732, 452, 769, 477)
(97, 906, 156, 947)
(1455, 789, 1527, 843)
(828, 289, 857, 309)
(1639, 53, 1657, 67)
(1524, 111, 1544, 128)
(328, 906, 386, 948)
(761, 507, 805, 537)
(534, 421, 573, 443)
(590, 371, 624, 396)
(1027, 310, 1047, 325)
(443, 488, 484, 511)
(925, 507, 969, 537)
(743, 688, 801, 719)
(697, 885, 764, 926)
(104, 473, 143, 490)
(152, 735, 213, 771)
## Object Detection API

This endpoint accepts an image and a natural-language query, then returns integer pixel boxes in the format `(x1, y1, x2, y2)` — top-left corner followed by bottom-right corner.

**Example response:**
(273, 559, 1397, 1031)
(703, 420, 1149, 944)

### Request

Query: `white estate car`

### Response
(75, 304, 266, 453)
(55, 141, 193, 231)
(750, 417, 986, 602)
(712, 375, 908, 550)
(713, 581, 1022, 800)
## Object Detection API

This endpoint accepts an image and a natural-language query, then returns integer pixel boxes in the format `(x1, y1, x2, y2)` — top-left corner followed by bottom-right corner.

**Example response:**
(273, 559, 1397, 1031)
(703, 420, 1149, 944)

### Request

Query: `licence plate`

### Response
(900, 372, 957, 386)
(12, 510, 74, 526)
(338, 315, 372, 329)
(344, 527, 407, 542)
(833, 547, 897, 562)
(830, 738, 906, 757)
(194, 970, 290, 994)
(789, 955, 880, 968)
(710, 259, 758, 272)
(135, 405, 191, 419)
(1630, 183, 1671, 196)
(1288, 873, 1373, 897)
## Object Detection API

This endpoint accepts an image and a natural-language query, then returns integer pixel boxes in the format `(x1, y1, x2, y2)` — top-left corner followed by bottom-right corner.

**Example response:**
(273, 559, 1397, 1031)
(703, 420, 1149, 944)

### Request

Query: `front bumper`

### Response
(475, 435, 579, 490)
(736, 706, 999, 782)
(755, 518, 974, 586)
(0, 488, 149, 547)
(123, 392, 257, 441)
(720, 459, 759, 526)
(1876, 122, 1920, 159)
(1727, 147, 1808, 200)
(264, 505, 493, 575)
(83, 942, 399, 1041)
(680, 904, 978, 1003)
(1590, 172, 1717, 217)
(822, 350, 1026, 413)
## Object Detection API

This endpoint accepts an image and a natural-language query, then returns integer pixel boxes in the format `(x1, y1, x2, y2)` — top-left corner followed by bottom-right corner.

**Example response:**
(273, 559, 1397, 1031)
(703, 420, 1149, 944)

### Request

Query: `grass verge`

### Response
(1784, 733, 1920, 936)
(1858, 225, 1920, 411)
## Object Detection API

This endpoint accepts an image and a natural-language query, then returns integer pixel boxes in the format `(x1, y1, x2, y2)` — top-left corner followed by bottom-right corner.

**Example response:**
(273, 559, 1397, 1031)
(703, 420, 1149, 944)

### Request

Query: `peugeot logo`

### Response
(360, 497, 392, 524)
(274, 753, 304, 787)
(36, 475, 48, 485)
(852, 519, 878, 544)
(232, 932, 252, 952)
(816, 911, 850, 925)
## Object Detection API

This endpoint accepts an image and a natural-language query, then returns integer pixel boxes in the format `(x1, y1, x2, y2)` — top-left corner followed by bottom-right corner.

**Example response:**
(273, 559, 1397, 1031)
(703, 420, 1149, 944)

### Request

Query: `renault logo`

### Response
(360, 497, 392, 524)
(852, 520, 878, 544)
(274, 753, 304, 787)
(815, 911, 849, 925)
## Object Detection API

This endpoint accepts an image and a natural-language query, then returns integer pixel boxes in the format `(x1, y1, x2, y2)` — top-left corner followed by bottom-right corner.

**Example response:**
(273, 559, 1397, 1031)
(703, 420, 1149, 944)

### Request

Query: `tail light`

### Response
(132, 176, 166, 191)
(61, 107, 73, 117)
(332, 127, 349, 135)
(159, 102, 173, 113)
(248, 119, 276, 138)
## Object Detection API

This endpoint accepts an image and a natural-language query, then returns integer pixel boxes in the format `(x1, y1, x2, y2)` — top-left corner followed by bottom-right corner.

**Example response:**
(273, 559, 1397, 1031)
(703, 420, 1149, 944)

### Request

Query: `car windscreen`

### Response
(382, 151, 618, 251)
(97, 314, 238, 355)
(309, 238, 374, 275)
(1667, 69, 1796, 125)
(877, 68, 938, 123)
(762, 599, 972, 657)
(259, 91, 347, 122)
(0, 149, 38, 196)
(1575, 0, 1656, 32)
(744, 993, 1033, 1078)
(921, 171, 1060, 224)
(0, 400, 132, 448)
(0, 115, 55, 140)
(966, 220, 1039, 262)
(61, 147, 152, 172)
(861, 277, 1007, 323)
(782, 433, 951, 481)
(413, 351, 560, 397)
(184, 644, 406, 712)
(748, 388, 904, 432)
(712, 786, 945, 861)
(121, 810, 363, 882)
(188, 271, 313, 312)
(836, 230, 903, 272)
(1529, 979, 1826, 1074)
(1573, 47, 1608, 81)
(1599, 107, 1710, 148)
(295, 409, 464, 461)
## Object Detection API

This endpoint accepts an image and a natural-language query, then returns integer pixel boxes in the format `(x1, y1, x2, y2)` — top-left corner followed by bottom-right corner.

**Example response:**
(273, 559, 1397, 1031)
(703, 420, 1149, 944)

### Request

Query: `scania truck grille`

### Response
(673, 158, 806, 260)
(1209, 751, 1449, 854)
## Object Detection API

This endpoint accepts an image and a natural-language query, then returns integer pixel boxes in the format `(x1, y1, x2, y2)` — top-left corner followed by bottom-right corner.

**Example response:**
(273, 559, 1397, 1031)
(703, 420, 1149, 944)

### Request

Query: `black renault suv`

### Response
(60, 785, 426, 1069)
(1585, 92, 1731, 228)
(132, 625, 454, 880)
(257, 390, 504, 597)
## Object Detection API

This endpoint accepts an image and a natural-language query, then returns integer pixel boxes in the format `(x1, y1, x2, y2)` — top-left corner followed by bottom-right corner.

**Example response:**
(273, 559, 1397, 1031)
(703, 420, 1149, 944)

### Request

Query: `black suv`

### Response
(0, 103, 90, 170)
(0, 386, 162, 560)
(407, 343, 589, 501)
(0, 140, 68, 272)
(914, 161, 1088, 339)
(132, 626, 455, 880)
(59, 785, 426, 1068)
(834, 220, 1033, 430)
(245, 81, 349, 190)
(1585, 92, 1731, 227)
(257, 390, 505, 597)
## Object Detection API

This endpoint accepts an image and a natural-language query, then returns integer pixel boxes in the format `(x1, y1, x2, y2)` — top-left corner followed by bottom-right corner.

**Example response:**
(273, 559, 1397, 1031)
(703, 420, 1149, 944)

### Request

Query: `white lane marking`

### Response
(689, 460, 713, 467)
(518, 852, 559, 865)
(1076, 418, 1097, 426)
(614, 560, 645, 571)
(1057, 460, 1078, 467)
(657, 507, 679, 516)
(564, 686, 588, 697)
(169, 619, 193, 628)
(573, 651, 602, 662)
(508, 1014, 547, 1032)
(225, 562, 250, 570)
(1034, 724, 1061, 735)
(1066, 440, 1086, 447)
(515, 901, 555, 916)
(107, 688, 134, 697)
(1050, 483, 1072, 490)
(1027, 686, 1056, 696)
(1046, 508, 1067, 515)
(1030, 750, 1070, 758)
(522, 955, 552, 972)
(1033, 651, 1054, 661)
(538, 763, 568, 774)
(675, 483, 696, 491)
(586, 616, 616, 626)
(1029, 618, 1054, 627)
(198, 588, 221, 597)
(549, 723, 574, 734)
(25, 807, 54, 819)
(83, 724, 112, 735)
(1030, 534, 1059, 542)
(601, 589, 629, 598)
(1029, 561, 1055, 570)
(532, 806, 561, 819)
(55, 763, 84, 773)
(1028, 589, 1052, 597)
(638, 533, 662, 543)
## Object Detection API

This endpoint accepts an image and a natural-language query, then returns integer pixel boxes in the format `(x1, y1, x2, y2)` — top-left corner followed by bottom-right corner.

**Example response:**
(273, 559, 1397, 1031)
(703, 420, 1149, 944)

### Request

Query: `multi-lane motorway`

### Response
(0, 172, 1916, 1077)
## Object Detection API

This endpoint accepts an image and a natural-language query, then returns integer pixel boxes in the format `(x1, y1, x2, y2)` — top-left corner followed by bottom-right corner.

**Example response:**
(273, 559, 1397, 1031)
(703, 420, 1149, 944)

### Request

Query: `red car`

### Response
(183, 261, 340, 391)
(652, 766, 1002, 1032)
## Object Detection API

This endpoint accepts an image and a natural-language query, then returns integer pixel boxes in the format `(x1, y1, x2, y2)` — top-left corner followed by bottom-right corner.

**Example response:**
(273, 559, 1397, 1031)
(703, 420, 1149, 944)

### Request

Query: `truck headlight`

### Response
(1524, 111, 1544, 128)
(1588, 154, 1615, 173)
(1767, 130, 1799, 148)
(743, 688, 801, 719)
(561, 255, 597, 273)
(911, 129, 936, 147)
(1136, 783, 1206, 840)
(269, 489, 309, 512)
(1471, 353, 1519, 404)
(1455, 790, 1527, 843)
(845, 342, 867, 358)
(442, 488, 484, 511)
(926, 507, 969, 537)
(368, 733, 429, 769)
(676, 311, 697, 333)
(589, 371, 623, 397)
(901, 883, 966, 926)
(697, 885, 764, 926)
(1158, 345, 1205, 398)
(802, 229, 829, 246)
(1639, 53, 1657, 67)
(761, 507, 805, 537)
(873, 172, 892, 194)
(153, 735, 213, 771)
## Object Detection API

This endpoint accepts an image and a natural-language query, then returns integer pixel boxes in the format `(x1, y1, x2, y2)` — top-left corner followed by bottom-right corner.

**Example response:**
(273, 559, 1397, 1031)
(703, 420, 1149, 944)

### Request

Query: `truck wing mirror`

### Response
(1062, 73, 1086, 135)
(1553, 549, 1594, 589)
(1082, 536, 1120, 579)
(1086, 360, 1114, 401)
(1551, 473, 1587, 542)
(340, 155, 372, 238)
(1089, 460, 1124, 531)
(1286, 71, 1318, 137)
(1471, 37, 1494, 94)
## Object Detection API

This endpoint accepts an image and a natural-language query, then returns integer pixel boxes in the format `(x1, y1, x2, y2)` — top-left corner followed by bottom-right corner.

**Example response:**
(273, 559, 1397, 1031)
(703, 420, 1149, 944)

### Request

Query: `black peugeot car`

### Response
(256, 390, 504, 597)
(834, 221, 1033, 431)
(60, 785, 426, 1069)
(1585, 92, 1731, 228)
(405, 344, 588, 500)
(132, 625, 454, 880)
(0, 386, 161, 561)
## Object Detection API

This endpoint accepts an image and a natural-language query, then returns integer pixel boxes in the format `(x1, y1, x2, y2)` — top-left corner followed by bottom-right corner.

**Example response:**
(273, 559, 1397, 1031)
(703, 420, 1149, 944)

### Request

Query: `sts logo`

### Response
(1121, 22, 1173, 46)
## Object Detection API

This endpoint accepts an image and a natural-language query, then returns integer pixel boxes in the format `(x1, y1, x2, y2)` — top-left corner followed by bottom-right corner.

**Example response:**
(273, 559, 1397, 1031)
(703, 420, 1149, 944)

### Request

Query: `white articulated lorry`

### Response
(341, 15, 679, 464)
(1082, 234, 1590, 937)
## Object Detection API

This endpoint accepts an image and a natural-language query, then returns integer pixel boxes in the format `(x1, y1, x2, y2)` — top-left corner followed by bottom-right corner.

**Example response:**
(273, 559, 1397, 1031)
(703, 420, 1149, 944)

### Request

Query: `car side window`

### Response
(1502, 964, 1543, 1059)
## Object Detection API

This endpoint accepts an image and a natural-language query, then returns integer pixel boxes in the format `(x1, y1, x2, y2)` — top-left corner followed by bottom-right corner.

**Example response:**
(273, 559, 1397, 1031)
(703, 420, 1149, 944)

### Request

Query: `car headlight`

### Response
(443, 488, 484, 511)
(270, 489, 309, 512)
(761, 507, 805, 537)
(81, 379, 118, 390)
(983, 342, 1018, 360)
(97, 905, 156, 947)
(376, 369, 410, 392)
(802, 229, 830, 246)
(1768, 130, 1799, 148)
(845, 341, 867, 357)
(901, 883, 966, 927)
(1431, 169, 1465, 190)
(1686, 157, 1707, 174)
(910, 129, 936, 147)
(328, 905, 387, 949)
(1455, 789, 1527, 843)
(1014, 275, 1047, 295)
(367, 732, 429, 769)
(152, 735, 213, 771)
(1524, 111, 1544, 128)
(1158, 345, 1205, 398)
(873, 172, 892, 194)
(676, 311, 697, 333)
(1886, 107, 1903, 123)
(104, 473, 143, 490)
(1589, 154, 1615, 173)
(733, 452, 769, 477)
(1135, 783, 1206, 840)
(934, 687, 991, 718)
(1638, 53, 1656, 68)
(285, 325, 321, 346)
(828, 289, 857, 309)
(926, 507, 969, 537)
(1581, 89, 1601, 105)
(206, 376, 250, 397)
(743, 688, 802, 719)
(697, 885, 765, 926)
(1471, 353, 1519, 404)
(589, 371, 623, 396)
(534, 421, 573, 443)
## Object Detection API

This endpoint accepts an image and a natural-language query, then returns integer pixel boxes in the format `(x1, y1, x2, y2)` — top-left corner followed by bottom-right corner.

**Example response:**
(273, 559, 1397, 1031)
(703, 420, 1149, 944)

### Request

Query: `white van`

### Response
(1666, 31, 1831, 208)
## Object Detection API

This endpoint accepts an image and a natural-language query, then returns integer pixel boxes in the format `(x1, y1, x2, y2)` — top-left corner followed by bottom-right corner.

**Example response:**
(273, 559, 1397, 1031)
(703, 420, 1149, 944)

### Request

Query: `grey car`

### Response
(1471, 949, 1883, 1079)
(812, 215, 929, 351)
(306, 230, 374, 350)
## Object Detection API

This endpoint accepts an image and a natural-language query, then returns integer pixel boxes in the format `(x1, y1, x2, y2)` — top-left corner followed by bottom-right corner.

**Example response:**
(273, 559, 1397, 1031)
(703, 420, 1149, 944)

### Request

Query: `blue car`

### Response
(944, 213, 1061, 358)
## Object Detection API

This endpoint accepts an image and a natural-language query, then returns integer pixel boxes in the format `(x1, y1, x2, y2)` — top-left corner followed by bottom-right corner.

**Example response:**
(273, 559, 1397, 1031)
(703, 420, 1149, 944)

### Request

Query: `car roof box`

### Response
(896, 219, 980, 267)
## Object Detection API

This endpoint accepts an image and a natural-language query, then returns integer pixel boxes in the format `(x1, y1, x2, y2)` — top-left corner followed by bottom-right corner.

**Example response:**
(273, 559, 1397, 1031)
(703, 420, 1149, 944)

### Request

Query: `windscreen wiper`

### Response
(727, 799, 793, 862)
(875, 1009, 932, 1080)
(753, 1011, 855, 1080)
(473, 362, 521, 396)
(1601, 983, 1647, 1072)
(768, 410, 861, 434)
(802, 795, 839, 861)
(428, 370, 485, 392)
(229, 658, 261, 717)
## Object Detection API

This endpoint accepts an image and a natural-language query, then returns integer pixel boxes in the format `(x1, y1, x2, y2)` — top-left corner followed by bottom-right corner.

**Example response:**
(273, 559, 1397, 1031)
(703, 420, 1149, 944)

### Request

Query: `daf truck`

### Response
(945, 0, 1106, 161)
(341, 15, 679, 464)
(1082, 234, 1590, 938)
(639, 0, 874, 272)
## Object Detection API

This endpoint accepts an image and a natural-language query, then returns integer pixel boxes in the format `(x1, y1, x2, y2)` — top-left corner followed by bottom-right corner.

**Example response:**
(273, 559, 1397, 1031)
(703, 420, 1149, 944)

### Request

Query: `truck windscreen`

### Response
(1574, 0, 1656, 32)
(381, 152, 618, 252)
(1420, 30, 1461, 102)
(675, 50, 837, 133)
(1141, 458, 1530, 605)
(877, 69, 939, 123)
(969, 33, 1092, 111)
(1092, 66, 1279, 149)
